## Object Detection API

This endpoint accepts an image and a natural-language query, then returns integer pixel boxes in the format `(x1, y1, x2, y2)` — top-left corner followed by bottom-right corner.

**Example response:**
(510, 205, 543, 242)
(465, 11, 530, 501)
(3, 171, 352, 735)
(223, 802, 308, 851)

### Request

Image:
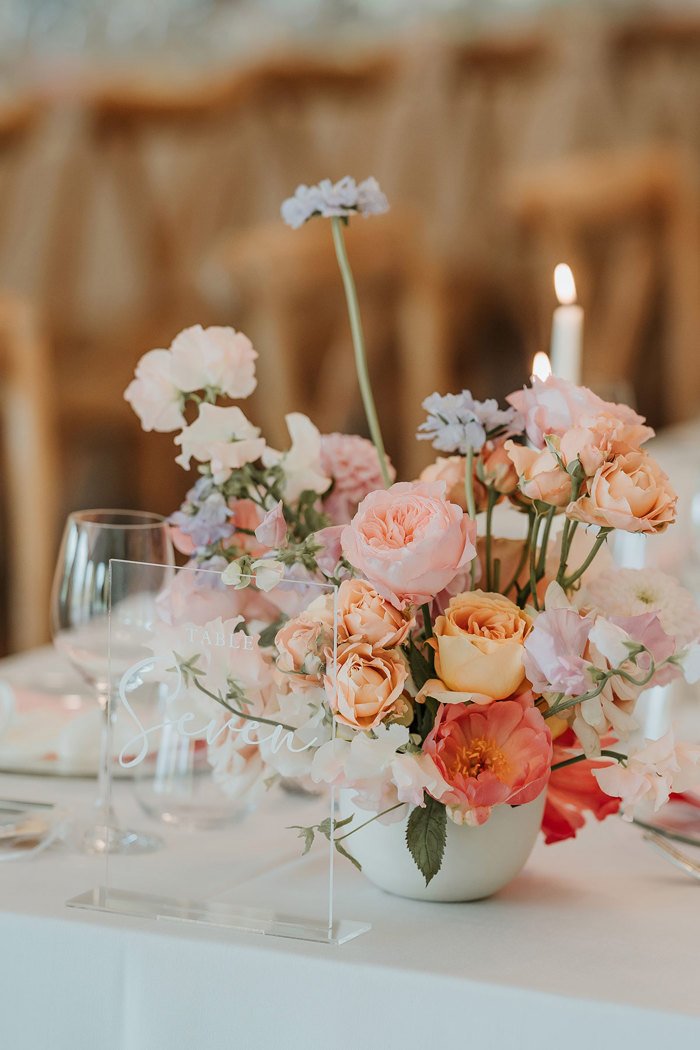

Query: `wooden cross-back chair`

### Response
(507, 144, 700, 424)
(0, 293, 58, 652)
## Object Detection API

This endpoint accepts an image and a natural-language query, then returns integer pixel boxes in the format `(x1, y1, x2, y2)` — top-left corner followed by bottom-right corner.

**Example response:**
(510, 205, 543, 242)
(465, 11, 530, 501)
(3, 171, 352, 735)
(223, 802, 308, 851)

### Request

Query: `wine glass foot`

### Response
(80, 823, 163, 855)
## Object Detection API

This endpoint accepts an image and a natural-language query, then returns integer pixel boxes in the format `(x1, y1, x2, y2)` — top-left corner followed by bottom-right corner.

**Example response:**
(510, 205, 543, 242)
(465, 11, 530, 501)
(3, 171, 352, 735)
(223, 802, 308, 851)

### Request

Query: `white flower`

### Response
(588, 618, 634, 668)
(221, 560, 250, 589)
(124, 349, 184, 432)
(262, 413, 331, 501)
(593, 727, 700, 820)
(417, 391, 520, 454)
(680, 641, 700, 684)
(252, 558, 285, 592)
(174, 404, 266, 482)
(280, 176, 389, 228)
(578, 568, 700, 647)
(169, 324, 257, 399)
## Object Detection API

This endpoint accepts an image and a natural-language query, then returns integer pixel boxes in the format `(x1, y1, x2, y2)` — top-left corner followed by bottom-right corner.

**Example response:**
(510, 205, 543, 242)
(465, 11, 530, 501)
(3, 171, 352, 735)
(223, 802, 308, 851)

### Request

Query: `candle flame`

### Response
(554, 263, 577, 305)
(532, 351, 552, 381)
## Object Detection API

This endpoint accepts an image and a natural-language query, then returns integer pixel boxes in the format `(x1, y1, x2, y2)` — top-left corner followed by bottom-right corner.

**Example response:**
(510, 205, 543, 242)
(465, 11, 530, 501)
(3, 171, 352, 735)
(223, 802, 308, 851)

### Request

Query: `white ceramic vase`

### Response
(337, 789, 546, 902)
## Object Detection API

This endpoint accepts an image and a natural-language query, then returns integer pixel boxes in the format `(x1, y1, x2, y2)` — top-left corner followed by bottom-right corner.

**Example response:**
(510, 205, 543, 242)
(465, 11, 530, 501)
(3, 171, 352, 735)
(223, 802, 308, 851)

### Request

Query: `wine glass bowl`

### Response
(51, 509, 175, 854)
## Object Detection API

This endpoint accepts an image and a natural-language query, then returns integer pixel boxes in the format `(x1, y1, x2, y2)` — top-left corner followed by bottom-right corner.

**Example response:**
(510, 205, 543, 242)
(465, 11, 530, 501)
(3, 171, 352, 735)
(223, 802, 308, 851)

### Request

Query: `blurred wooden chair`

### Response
(0, 294, 58, 651)
(211, 206, 449, 480)
(507, 145, 700, 424)
(37, 48, 405, 513)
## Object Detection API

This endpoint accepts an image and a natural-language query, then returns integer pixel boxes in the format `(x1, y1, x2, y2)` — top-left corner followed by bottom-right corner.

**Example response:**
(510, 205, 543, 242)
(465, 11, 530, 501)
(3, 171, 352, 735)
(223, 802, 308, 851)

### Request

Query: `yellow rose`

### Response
(432, 590, 532, 700)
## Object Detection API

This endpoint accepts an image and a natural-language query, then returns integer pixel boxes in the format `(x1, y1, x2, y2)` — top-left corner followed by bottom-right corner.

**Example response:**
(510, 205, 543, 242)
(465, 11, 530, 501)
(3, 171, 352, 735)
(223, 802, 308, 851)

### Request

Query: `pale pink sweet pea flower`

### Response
(341, 481, 477, 610)
(174, 404, 266, 482)
(313, 525, 345, 576)
(523, 607, 594, 697)
(124, 348, 184, 432)
(593, 728, 700, 819)
(506, 375, 644, 449)
(254, 501, 287, 549)
(169, 324, 257, 399)
(262, 413, 331, 502)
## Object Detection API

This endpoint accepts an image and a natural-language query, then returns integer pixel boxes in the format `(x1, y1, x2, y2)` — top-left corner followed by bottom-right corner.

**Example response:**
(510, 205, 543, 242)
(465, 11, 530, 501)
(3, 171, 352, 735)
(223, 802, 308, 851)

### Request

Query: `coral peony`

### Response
(424, 692, 552, 825)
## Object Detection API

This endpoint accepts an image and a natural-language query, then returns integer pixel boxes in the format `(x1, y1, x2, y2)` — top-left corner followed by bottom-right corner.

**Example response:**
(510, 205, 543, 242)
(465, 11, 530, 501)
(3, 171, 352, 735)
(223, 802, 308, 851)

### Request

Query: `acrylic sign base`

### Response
(67, 887, 371, 945)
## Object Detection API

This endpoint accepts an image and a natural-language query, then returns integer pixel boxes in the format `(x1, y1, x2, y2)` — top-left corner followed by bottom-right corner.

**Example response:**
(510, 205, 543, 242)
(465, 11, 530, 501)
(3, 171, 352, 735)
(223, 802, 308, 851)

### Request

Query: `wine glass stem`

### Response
(95, 688, 116, 826)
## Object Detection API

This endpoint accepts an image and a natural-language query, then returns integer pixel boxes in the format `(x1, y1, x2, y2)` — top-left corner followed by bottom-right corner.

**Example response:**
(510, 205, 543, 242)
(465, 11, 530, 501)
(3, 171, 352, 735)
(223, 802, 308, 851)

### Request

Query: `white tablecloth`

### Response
(2, 640, 700, 1050)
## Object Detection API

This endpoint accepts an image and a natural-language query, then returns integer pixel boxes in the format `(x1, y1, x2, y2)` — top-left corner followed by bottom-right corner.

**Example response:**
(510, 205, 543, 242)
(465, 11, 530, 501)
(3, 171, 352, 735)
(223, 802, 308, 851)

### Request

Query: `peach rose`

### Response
(567, 450, 677, 534)
(507, 375, 644, 449)
(480, 441, 519, 494)
(326, 641, 408, 731)
(505, 441, 571, 507)
(341, 481, 477, 609)
(419, 457, 487, 512)
(275, 615, 332, 681)
(559, 419, 655, 477)
(337, 579, 413, 648)
(431, 590, 532, 699)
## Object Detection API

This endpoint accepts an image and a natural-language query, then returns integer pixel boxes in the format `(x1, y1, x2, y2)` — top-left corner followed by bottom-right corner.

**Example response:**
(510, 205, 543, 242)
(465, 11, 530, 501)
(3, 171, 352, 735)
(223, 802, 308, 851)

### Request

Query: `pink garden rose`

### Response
(507, 376, 644, 449)
(423, 691, 552, 825)
(566, 449, 677, 534)
(320, 433, 396, 524)
(341, 481, 477, 609)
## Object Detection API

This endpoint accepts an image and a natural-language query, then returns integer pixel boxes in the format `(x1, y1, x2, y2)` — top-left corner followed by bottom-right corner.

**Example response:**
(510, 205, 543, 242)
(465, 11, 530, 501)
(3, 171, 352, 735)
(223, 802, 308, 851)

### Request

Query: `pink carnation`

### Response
(341, 481, 477, 609)
(320, 433, 396, 525)
(506, 375, 644, 449)
(424, 691, 552, 825)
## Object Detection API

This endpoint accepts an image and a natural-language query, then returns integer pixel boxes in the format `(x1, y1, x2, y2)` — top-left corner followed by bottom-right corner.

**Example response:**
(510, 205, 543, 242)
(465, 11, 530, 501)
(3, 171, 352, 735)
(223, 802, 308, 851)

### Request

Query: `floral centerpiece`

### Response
(125, 176, 700, 893)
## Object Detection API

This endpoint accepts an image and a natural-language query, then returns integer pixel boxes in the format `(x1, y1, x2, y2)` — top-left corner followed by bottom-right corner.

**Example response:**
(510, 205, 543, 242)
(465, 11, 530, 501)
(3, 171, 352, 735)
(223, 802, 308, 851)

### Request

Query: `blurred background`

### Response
(2, 0, 700, 654)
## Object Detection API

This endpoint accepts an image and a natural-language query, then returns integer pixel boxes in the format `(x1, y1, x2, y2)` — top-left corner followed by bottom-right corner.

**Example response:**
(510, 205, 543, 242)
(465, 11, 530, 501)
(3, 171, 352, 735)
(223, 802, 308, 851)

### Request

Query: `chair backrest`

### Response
(0, 293, 58, 651)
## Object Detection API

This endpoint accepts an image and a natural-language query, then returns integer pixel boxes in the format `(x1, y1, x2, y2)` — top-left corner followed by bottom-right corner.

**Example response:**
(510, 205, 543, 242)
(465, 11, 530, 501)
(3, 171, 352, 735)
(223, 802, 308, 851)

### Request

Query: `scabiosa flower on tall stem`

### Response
(281, 176, 392, 489)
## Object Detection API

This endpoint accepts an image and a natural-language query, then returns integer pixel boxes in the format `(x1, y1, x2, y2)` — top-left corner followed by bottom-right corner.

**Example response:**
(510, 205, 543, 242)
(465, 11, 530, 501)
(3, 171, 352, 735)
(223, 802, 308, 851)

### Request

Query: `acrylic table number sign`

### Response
(67, 560, 371, 945)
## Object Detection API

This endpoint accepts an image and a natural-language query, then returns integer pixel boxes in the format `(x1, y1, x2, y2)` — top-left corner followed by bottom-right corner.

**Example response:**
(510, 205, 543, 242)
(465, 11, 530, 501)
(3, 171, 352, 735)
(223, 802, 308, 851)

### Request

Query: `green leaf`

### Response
(335, 839, 362, 871)
(258, 615, 289, 648)
(406, 636, 434, 692)
(289, 825, 316, 856)
(406, 794, 447, 886)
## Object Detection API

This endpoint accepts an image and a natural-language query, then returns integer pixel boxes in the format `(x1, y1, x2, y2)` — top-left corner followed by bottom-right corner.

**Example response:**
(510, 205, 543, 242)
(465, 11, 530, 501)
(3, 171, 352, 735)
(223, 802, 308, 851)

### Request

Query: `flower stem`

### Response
(331, 217, 391, 488)
(504, 510, 536, 598)
(550, 749, 627, 772)
(465, 445, 477, 588)
(561, 529, 610, 590)
(335, 802, 407, 842)
(485, 487, 497, 591)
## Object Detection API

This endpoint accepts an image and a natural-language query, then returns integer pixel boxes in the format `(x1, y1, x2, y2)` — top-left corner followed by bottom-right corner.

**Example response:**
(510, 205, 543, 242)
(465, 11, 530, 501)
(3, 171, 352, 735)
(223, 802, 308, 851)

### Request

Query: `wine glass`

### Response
(51, 509, 174, 854)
